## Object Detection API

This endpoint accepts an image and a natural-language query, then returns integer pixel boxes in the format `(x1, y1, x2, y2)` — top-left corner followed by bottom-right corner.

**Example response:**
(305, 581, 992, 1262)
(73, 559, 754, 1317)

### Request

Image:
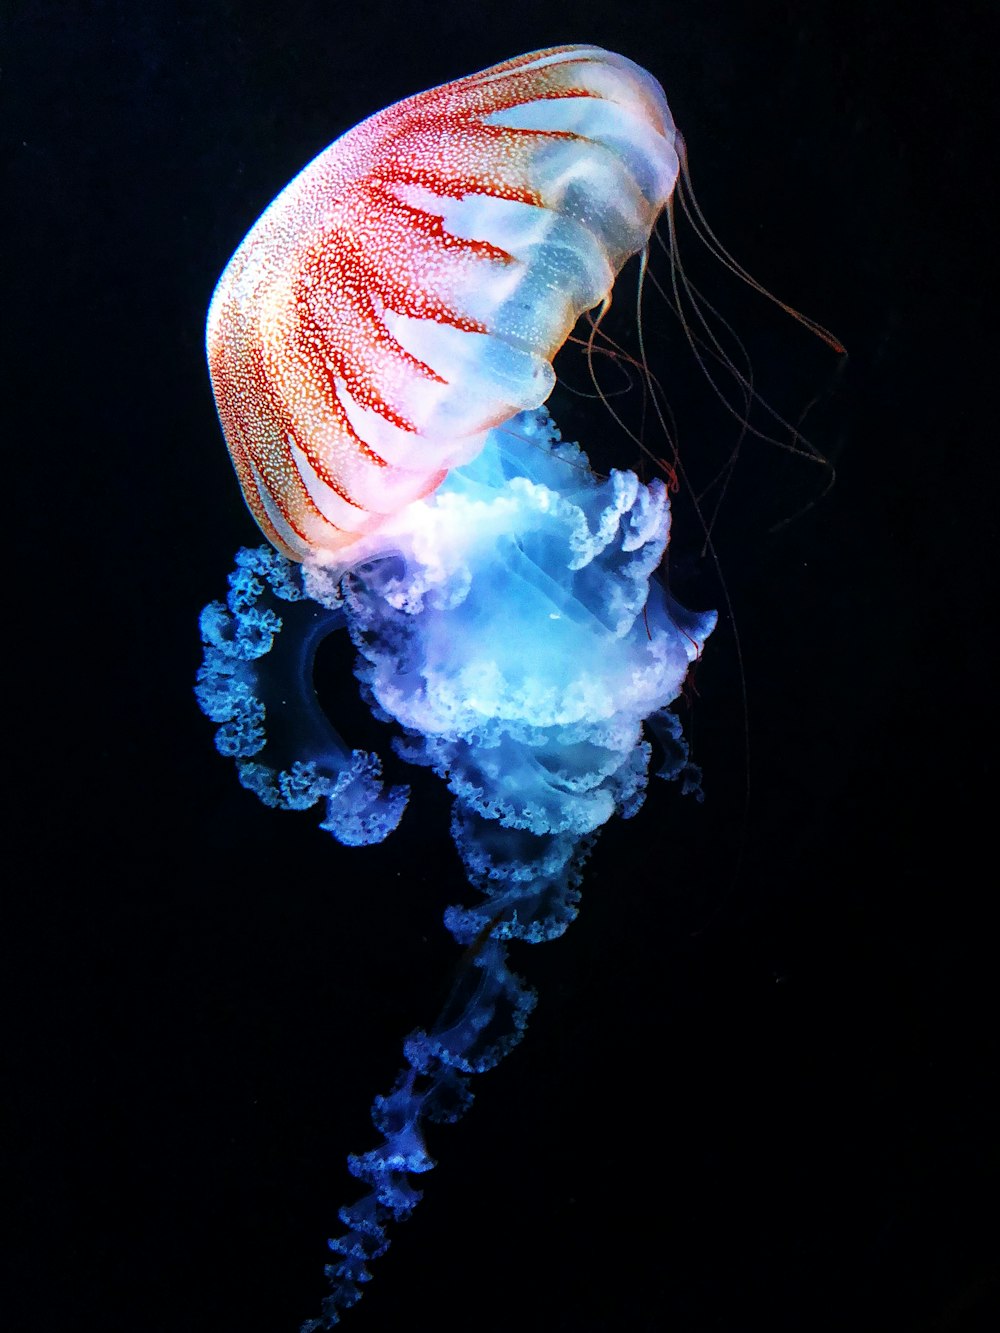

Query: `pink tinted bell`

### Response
(206, 45, 679, 562)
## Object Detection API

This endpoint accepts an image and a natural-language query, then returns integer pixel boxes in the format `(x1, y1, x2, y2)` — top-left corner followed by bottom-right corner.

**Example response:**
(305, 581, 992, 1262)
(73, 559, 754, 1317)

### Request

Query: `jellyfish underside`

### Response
(197, 404, 714, 1324)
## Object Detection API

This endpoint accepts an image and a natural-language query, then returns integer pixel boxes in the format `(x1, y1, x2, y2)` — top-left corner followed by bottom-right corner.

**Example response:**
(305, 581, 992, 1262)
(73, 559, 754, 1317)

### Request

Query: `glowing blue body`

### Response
(196, 406, 714, 1325)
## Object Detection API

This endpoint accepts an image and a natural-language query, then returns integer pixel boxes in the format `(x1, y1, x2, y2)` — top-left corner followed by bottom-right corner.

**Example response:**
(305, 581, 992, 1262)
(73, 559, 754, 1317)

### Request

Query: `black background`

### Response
(6, 3, 997, 1331)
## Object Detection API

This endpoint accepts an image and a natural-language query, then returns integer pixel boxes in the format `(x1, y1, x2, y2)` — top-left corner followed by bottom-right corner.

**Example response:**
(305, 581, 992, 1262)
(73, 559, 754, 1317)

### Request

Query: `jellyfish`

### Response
(196, 46, 716, 1327)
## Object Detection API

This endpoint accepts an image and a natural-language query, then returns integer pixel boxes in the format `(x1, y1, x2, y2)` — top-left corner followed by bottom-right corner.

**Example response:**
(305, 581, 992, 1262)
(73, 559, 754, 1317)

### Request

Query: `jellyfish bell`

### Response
(205, 44, 682, 566)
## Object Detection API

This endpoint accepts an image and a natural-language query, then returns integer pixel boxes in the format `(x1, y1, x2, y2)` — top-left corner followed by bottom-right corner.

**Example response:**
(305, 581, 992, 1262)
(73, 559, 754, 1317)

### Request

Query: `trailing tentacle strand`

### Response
(198, 408, 715, 1327)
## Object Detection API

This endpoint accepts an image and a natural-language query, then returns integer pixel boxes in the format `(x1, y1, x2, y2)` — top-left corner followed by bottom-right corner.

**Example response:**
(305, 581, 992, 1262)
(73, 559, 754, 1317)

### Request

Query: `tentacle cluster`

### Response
(196, 407, 714, 1326)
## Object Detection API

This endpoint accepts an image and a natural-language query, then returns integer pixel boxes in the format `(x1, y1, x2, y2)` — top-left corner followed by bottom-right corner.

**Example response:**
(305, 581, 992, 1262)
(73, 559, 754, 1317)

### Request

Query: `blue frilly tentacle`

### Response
(196, 546, 408, 846)
(196, 408, 715, 1328)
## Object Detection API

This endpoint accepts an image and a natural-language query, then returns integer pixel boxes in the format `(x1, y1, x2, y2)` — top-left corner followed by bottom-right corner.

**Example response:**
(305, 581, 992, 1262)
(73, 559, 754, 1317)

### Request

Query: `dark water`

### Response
(7, 2, 996, 1331)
